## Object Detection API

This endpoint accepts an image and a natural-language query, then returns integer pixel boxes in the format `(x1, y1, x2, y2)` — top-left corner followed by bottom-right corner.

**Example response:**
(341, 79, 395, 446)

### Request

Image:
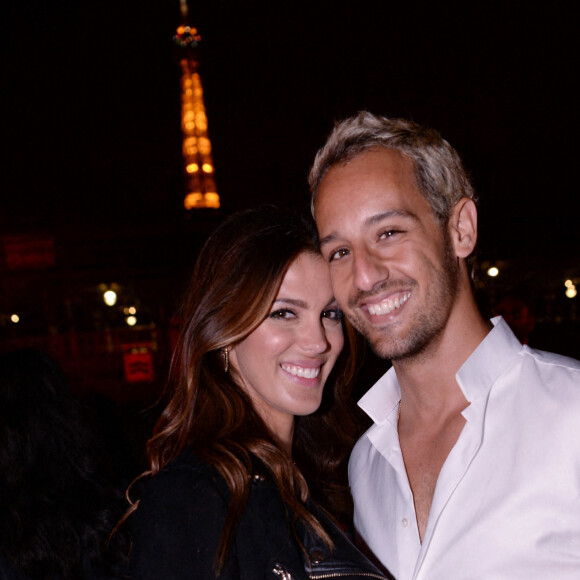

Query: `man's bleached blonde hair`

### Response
(308, 111, 476, 226)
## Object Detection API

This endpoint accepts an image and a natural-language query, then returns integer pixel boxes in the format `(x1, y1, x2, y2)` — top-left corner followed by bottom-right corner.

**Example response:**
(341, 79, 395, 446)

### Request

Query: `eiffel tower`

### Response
(174, 1, 220, 210)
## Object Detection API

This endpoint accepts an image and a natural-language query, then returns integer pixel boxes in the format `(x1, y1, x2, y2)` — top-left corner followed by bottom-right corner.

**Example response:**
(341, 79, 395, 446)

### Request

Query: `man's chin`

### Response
(363, 329, 401, 361)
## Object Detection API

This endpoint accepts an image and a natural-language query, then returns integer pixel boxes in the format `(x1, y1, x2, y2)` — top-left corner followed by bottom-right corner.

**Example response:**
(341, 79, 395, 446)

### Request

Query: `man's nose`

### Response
(352, 251, 389, 292)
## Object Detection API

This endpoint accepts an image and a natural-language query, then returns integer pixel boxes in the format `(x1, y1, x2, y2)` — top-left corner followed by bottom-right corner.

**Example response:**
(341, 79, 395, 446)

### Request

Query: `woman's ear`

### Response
(449, 198, 478, 258)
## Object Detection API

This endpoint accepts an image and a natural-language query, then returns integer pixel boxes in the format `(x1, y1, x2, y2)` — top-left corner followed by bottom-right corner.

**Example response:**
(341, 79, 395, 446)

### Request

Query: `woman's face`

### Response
(229, 252, 345, 446)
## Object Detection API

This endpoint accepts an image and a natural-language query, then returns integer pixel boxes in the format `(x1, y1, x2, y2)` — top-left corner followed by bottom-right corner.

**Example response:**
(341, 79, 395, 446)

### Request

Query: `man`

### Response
(309, 111, 580, 579)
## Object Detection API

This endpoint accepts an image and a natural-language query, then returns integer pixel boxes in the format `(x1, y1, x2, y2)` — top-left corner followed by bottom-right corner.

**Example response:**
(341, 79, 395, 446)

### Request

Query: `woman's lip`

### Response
(280, 362, 323, 379)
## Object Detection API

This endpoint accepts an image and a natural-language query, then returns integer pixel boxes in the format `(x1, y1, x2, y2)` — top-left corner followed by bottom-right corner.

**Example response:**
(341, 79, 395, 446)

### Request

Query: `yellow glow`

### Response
(198, 137, 211, 155)
(487, 267, 499, 277)
(180, 58, 219, 212)
(126, 315, 138, 327)
(103, 290, 117, 306)
(566, 286, 577, 299)
(195, 114, 207, 131)
(184, 138, 197, 155)
(184, 192, 203, 209)
(10, 314, 19, 323)
(565, 279, 574, 288)
(184, 192, 220, 209)
(204, 192, 220, 208)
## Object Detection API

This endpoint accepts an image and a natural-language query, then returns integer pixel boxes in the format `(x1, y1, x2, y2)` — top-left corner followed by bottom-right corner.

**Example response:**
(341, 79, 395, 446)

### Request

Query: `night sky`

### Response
(2, 0, 578, 265)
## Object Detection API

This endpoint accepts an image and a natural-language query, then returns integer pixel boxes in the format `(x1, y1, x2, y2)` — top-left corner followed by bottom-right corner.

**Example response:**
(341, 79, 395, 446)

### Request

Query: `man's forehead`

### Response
(315, 154, 421, 217)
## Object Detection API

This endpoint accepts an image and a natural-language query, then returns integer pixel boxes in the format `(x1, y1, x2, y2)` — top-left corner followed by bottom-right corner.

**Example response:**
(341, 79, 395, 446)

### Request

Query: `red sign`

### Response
(2, 234, 55, 270)
(123, 350, 155, 383)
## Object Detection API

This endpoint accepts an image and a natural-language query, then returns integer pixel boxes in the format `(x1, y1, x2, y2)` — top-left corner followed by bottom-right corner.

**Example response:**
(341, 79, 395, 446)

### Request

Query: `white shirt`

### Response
(349, 317, 580, 580)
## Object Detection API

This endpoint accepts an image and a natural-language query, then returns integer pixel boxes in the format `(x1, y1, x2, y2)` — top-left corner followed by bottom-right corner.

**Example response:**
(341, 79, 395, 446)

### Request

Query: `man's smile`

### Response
(367, 291, 412, 317)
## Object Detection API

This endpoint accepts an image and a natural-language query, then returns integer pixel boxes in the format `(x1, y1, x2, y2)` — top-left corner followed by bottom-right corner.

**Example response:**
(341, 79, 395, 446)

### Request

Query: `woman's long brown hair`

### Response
(129, 205, 363, 574)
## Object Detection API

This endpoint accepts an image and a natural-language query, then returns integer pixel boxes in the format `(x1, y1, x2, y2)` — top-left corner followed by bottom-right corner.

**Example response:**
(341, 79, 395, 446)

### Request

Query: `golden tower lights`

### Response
(173, 2, 219, 210)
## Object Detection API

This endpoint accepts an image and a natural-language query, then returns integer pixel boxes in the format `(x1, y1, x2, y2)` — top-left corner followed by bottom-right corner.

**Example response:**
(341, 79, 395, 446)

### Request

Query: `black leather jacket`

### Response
(129, 450, 393, 579)
(287, 499, 394, 580)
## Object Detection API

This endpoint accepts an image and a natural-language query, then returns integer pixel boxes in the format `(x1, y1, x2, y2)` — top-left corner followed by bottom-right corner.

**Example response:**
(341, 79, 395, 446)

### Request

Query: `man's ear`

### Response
(449, 198, 478, 258)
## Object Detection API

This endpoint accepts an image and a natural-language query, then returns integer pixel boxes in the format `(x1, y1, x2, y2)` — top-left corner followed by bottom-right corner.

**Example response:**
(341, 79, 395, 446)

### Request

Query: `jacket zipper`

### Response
(272, 563, 295, 579)
(310, 573, 386, 579)
(273, 563, 387, 579)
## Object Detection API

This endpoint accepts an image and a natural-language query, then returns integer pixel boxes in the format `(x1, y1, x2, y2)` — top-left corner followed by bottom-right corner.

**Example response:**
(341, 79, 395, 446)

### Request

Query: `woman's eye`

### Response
(269, 309, 295, 320)
(322, 309, 344, 322)
(329, 248, 349, 262)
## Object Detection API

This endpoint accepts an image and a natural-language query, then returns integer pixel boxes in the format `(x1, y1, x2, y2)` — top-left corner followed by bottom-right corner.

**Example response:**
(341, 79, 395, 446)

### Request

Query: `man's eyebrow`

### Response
(318, 232, 339, 249)
(318, 209, 417, 249)
(365, 209, 416, 226)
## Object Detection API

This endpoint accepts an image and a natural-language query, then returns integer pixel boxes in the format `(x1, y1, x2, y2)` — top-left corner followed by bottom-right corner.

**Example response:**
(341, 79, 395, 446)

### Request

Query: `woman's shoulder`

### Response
(133, 450, 229, 520)
(154, 449, 216, 482)
(128, 454, 236, 577)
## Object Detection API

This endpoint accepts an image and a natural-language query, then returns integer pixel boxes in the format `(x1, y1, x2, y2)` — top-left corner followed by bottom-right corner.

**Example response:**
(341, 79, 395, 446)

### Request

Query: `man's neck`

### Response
(393, 299, 491, 419)
(394, 301, 490, 542)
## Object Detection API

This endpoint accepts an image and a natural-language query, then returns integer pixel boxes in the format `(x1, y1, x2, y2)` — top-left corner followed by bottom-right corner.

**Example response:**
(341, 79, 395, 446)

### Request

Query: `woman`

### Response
(128, 205, 393, 579)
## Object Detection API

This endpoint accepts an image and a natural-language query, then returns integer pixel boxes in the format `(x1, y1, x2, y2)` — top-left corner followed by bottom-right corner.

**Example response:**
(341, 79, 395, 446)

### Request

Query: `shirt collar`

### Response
(357, 366, 400, 425)
(357, 316, 523, 423)
(456, 316, 522, 406)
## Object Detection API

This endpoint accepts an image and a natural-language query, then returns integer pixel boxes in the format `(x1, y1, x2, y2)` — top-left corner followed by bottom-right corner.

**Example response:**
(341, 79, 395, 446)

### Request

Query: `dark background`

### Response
(1, 1, 579, 404)
(3, 2, 578, 244)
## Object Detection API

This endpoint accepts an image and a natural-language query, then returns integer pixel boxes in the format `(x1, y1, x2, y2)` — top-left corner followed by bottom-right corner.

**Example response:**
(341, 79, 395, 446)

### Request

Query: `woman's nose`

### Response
(300, 319, 330, 354)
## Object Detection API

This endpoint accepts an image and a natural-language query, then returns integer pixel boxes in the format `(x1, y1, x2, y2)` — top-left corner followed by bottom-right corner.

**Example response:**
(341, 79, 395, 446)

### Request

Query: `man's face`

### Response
(314, 148, 459, 361)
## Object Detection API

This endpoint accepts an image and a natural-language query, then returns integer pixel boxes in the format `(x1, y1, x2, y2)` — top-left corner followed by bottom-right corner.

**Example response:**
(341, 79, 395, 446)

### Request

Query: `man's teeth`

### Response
(368, 292, 411, 316)
(281, 364, 320, 379)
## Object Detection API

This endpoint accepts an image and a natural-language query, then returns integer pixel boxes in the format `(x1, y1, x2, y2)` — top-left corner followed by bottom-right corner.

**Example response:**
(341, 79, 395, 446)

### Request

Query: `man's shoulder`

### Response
(520, 346, 580, 387)
(510, 346, 580, 413)
(523, 345, 580, 371)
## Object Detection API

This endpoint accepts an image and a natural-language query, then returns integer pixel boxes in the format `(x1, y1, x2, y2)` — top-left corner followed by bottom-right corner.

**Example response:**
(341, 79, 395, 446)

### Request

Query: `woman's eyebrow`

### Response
(273, 297, 308, 308)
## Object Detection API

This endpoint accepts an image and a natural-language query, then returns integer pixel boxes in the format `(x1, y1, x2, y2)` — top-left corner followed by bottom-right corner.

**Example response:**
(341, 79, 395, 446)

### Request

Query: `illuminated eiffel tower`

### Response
(173, 1, 220, 210)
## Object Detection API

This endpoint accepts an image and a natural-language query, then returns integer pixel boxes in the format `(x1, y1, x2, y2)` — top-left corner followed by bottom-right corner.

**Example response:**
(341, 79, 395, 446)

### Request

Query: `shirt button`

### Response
(402, 518, 409, 528)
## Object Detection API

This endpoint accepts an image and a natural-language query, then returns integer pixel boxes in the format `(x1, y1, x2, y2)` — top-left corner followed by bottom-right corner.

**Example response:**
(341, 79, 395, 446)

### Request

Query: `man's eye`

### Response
(329, 248, 349, 262)
(379, 229, 401, 239)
